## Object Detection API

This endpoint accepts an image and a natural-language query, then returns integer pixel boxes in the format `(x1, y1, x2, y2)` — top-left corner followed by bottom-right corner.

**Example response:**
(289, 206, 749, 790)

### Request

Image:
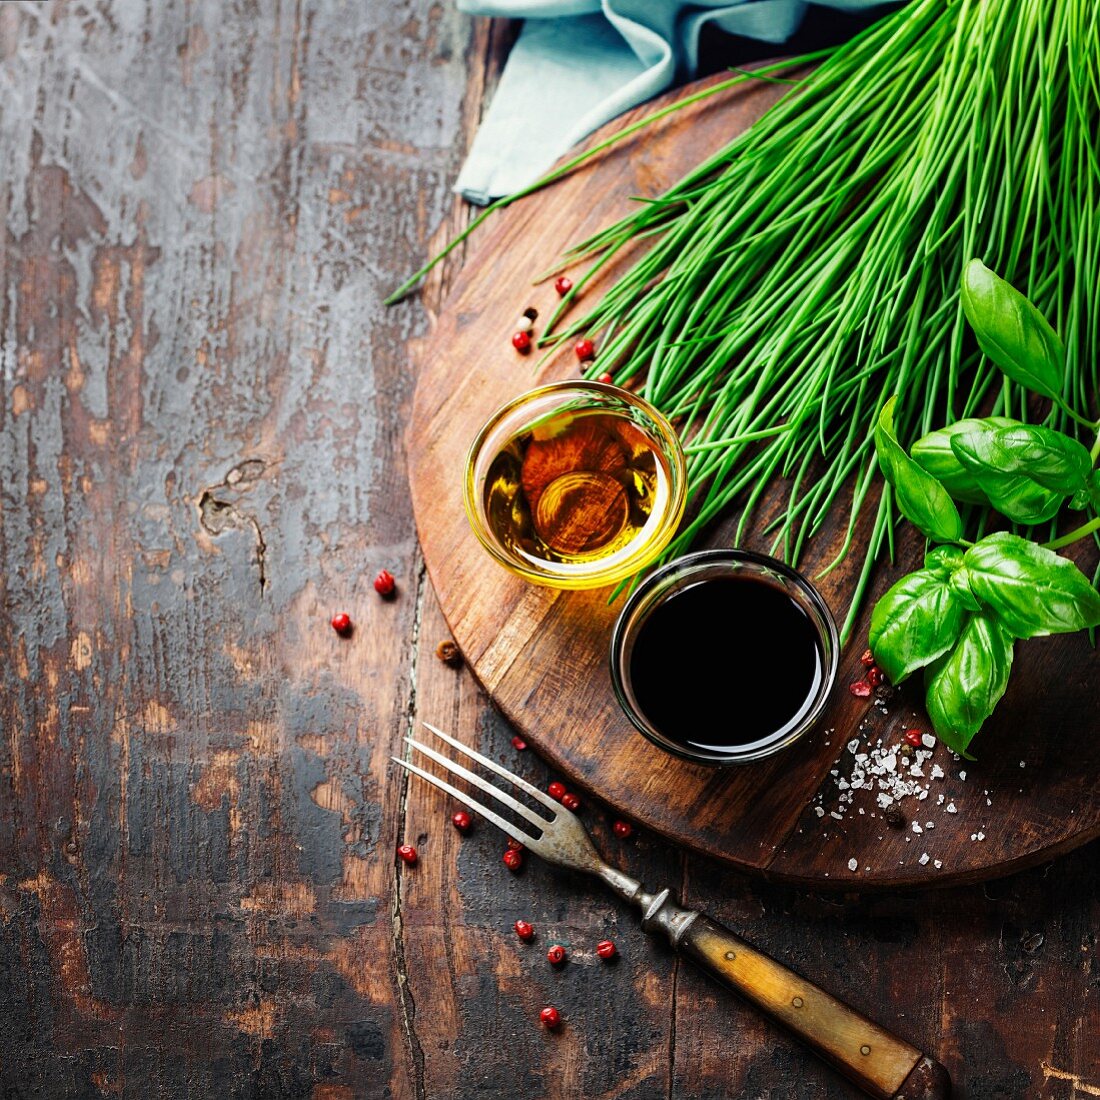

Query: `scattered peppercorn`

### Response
(451, 811, 472, 834)
(574, 338, 595, 361)
(512, 330, 532, 352)
(849, 680, 872, 698)
(436, 640, 462, 666)
(546, 945, 566, 966)
(511, 736, 527, 751)
(596, 940, 617, 960)
(899, 742, 914, 758)
(866, 666, 885, 687)
(523, 307, 538, 321)
(554, 276, 573, 296)
(514, 919, 535, 941)
(397, 844, 417, 865)
(374, 570, 396, 597)
(560, 792, 581, 811)
(503, 848, 523, 872)
(884, 807, 905, 829)
(514, 315, 534, 333)
(596, 372, 613, 385)
(330, 612, 352, 636)
(506, 837, 524, 851)
(547, 781, 566, 802)
(540, 1006, 561, 1029)
(612, 820, 633, 839)
(860, 648, 875, 666)
(904, 728, 923, 748)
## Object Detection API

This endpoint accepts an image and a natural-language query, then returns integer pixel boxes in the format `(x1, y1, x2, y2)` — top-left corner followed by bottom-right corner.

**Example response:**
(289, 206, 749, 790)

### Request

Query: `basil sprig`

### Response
(867, 263, 1100, 755)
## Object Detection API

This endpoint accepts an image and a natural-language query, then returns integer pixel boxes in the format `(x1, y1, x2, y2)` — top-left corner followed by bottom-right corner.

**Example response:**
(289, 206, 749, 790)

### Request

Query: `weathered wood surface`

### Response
(0, 3, 1097, 1098)
(406, 71, 1100, 890)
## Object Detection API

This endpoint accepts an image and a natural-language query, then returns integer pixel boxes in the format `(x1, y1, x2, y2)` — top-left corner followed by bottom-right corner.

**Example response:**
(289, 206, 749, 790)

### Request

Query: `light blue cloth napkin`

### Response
(454, 0, 885, 203)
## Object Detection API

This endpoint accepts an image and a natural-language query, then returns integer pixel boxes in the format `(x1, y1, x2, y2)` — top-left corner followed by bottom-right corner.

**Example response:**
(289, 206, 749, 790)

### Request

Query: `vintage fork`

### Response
(393, 723, 950, 1100)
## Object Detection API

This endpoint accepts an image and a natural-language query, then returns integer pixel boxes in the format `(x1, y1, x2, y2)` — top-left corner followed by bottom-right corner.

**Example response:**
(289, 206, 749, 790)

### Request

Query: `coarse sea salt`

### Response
(848, 858, 858, 872)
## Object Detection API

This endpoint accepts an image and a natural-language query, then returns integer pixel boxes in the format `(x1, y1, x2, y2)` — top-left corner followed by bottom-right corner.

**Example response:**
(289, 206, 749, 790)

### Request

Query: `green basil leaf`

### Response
(962, 531, 1100, 637)
(961, 259, 1064, 400)
(869, 568, 966, 683)
(947, 567, 981, 611)
(925, 612, 1014, 755)
(925, 545, 964, 576)
(969, 477, 1063, 525)
(875, 397, 963, 542)
(911, 417, 1019, 504)
(951, 424, 1091, 495)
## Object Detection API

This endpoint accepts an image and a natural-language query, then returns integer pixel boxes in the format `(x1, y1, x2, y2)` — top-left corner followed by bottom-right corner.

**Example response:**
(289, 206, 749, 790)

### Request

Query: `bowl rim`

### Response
(608, 547, 841, 765)
(463, 380, 688, 589)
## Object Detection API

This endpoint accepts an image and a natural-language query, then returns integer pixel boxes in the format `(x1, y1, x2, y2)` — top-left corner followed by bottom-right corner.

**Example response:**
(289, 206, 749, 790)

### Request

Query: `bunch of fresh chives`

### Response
(536, 0, 1099, 640)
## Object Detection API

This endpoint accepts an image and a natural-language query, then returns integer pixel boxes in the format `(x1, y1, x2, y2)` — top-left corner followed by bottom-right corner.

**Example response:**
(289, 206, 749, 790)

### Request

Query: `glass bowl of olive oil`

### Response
(464, 381, 687, 589)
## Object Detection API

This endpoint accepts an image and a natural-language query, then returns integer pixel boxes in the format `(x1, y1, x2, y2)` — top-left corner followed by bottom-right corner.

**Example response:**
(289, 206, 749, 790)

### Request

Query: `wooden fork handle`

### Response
(679, 915, 951, 1099)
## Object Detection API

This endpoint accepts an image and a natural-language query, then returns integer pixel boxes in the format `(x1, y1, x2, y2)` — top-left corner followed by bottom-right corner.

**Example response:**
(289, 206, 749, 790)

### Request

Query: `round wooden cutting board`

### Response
(406, 72, 1099, 889)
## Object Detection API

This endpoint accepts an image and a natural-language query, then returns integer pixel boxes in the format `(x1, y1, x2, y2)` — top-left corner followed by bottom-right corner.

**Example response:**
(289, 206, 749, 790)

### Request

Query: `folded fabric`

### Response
(454, 0, 885, 203)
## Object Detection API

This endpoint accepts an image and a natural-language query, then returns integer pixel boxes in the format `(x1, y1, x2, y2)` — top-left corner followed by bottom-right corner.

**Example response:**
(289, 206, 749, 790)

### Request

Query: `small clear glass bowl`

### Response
(464, 381, 687, 589)
(609, 549, 840, 765)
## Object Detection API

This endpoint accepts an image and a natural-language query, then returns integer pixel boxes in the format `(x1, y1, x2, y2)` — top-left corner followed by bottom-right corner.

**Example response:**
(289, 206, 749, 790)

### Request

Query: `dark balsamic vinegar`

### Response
(627, 575, 824, 757)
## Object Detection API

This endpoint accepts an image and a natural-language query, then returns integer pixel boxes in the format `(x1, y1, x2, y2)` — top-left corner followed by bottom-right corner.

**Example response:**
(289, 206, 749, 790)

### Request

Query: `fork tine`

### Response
(391, 757, 540, 849)
(421, 722, 561, 812)
(405, 736, 552, 830)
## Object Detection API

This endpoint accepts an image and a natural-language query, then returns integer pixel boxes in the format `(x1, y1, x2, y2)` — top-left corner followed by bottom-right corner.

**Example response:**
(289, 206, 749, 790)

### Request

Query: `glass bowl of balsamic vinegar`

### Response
(464, 381, 688, 589)
(610, 549, 839, 765)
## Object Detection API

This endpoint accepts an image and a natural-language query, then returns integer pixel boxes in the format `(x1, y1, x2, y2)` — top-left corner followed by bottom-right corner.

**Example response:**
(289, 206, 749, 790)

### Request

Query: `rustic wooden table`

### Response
(0, 4, 1096, 1098)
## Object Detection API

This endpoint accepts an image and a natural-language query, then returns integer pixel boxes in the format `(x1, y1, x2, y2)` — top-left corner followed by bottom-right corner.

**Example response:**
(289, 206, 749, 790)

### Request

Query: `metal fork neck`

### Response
(597, 864, 699, 948)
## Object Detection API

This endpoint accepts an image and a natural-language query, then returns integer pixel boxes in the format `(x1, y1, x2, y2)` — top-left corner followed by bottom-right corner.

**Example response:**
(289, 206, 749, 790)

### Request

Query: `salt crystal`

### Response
(986, 799, 992, 807)
(910, 765, 924, 778)
(838, 779, 849, 791)
(848, 858, 858, 872)
(933, 859, 942, 869)
(976, 831, 985, 841)
(925, 822, 935, 829)
(930, 764, 944, 780)
(858, 808, 865, 815)
(937, 794, 945, 806)
(912, 822, 923, 834)
(959, 770, 967, 781)
(922, 733, 936, 749)
(848, 739, 860, 754)
(946, 802, 957, 813)
(970, 833, 977, 841)
(830, 811, 843, 820)
(814, 806, 825, 818)
(919, 853, 930, 866)
(918, 790, 929, 801)
(1020, 761, 1026, 768)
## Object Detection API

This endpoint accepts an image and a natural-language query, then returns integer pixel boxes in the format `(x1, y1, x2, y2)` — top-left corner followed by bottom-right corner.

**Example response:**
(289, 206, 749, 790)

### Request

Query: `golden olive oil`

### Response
(482, 408, 671, 567)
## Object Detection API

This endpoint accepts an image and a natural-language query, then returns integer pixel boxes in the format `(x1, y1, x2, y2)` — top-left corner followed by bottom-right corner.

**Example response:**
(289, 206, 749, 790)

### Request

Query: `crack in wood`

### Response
(197, 459, 270, 596)
(391, 556, 430, 1100)
(1041, 1061, 1100, 1097)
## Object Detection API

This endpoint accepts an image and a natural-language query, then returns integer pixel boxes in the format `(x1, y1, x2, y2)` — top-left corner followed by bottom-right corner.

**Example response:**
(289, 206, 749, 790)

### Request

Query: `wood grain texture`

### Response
(1, 3, 1098, 1098)
(406, 69, 1100, 890)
